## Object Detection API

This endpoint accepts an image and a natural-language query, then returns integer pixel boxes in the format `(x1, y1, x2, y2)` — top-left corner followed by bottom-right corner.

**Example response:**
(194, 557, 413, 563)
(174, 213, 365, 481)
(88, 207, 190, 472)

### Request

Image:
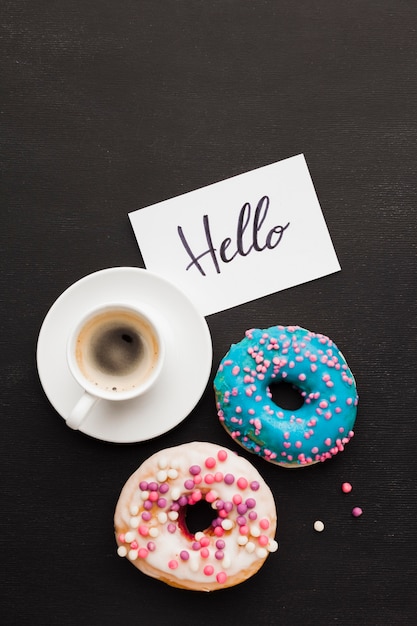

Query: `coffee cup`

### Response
(66, 302, 164, 430)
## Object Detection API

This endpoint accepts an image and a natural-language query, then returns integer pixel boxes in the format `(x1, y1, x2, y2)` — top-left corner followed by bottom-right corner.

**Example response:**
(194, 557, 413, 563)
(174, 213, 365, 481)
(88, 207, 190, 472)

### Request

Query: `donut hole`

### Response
(269, 381, 304, 410)
(184, 499, 218, 536)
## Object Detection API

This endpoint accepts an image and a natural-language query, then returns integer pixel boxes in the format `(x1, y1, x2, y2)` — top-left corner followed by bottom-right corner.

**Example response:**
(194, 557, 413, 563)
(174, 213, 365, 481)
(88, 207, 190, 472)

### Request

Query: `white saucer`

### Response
(36, 267, 213, 443)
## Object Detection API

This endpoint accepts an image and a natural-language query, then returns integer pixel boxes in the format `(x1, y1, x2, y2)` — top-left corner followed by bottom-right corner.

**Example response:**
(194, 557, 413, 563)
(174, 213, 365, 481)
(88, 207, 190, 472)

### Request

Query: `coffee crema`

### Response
(75, 309, 159, 393)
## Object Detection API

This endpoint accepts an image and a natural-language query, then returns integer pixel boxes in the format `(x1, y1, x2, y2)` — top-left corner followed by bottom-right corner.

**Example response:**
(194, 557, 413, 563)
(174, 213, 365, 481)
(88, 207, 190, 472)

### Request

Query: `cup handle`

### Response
(66, 392, 99, 430)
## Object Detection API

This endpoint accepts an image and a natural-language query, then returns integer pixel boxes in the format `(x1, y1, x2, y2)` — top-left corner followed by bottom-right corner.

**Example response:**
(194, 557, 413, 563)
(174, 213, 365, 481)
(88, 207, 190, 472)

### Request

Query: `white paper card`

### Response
(129, 154, 340, 316)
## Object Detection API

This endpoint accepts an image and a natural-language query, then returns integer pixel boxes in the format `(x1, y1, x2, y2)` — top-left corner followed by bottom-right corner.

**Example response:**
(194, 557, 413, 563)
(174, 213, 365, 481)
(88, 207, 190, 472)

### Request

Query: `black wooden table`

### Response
(2, 2, 416, 624)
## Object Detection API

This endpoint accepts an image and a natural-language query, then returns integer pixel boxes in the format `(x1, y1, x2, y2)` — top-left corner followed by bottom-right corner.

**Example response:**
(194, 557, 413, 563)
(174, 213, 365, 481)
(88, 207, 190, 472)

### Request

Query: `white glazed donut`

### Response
(114, 442, 278, 591)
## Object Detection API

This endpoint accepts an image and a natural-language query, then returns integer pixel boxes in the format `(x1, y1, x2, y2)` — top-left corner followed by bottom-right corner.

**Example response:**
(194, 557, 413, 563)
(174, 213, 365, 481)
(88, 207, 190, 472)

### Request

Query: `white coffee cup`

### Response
(66, 302, 165, 430)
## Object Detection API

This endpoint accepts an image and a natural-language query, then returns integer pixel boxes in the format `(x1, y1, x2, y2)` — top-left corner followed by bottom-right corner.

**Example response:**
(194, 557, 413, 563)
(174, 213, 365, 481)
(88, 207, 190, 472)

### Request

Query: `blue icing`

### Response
(214, 325, 358, 467)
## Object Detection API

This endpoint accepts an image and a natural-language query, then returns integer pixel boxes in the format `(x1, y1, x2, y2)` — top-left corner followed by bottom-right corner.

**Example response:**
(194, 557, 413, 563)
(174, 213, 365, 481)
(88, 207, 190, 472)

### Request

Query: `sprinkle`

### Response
(342, 482, 353, 493)
(221, 519, 233, 531)
(180, 550, 189, 561)
(167, 468, 178, 480)
(138, 548, 148, 559)
(217, 450, 228, 462)
(168, 560, 178, 569)
(224, 473, 235, 485)
(352, 507, 363, 517)
(156, 470, 168, 482)
(117, 546, 127, 557)
(204, 565, 214, 576)
(314, 520, 325, 532)
(268, 540, 278, 552)
(189, 465, 201, 476)
(128, 549, 138, 561)
(237, 477, 248, 490)
(216, 572, 227, 584)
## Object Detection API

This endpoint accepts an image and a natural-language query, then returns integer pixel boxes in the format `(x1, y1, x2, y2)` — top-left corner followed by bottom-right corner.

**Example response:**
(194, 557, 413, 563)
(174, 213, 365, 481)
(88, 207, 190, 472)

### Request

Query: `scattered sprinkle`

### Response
(352, 507, 363, 518)
(314, 520, 325, 532)
(342, 482, 353, 493)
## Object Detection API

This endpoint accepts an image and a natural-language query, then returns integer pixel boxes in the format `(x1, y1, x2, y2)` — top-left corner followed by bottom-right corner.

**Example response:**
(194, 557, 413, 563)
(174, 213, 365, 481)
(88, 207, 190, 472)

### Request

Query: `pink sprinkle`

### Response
(324, 438, 332, 447)
(352, 507, 363, 517)
(237, 477, 248, 490)
(200, 547, 210, 558)
(258, 535, 269, 546)
(204, 565, 214, 576)
(168, 559, 178, 569)
(259, 518, 270, 530)
(138, 525, 149, 537)
(342, 482, 353, 493)
(232, 365, 240, 376)
(216, 571, 227, 584)
(138, 548, 148, 559)
(205, 457, 216, 469)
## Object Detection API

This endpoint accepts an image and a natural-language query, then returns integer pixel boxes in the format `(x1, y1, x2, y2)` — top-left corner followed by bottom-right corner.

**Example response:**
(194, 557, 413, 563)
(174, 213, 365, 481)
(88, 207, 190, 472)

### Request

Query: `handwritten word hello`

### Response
(177, 195, 290, 276)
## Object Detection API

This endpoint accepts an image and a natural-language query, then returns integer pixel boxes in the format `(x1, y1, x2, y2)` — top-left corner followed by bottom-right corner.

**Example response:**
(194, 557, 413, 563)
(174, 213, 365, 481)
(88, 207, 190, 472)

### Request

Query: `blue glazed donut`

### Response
(214, 325, 358, 468)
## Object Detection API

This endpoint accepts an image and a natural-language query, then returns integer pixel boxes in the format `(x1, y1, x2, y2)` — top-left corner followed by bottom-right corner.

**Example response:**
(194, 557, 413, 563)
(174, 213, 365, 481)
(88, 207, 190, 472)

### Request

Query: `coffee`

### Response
(75, 309, 159, 393)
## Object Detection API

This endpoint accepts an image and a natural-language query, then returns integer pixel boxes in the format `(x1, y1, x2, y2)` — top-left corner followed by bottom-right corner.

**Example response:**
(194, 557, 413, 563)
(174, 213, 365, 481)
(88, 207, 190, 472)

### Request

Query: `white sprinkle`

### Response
(168, 511, 179, 521)
(156, 470, 168, 482)
(250, 525, 261, 538)
(157, 456, 168, 469)
(221, 519, 233, 531)
(117, 546, 127, 557)
(128, 549, 138, 561)
(170, 458, 181, 469)
(149, 527, 159, 538)
(129, 517, 140, 528)
(314, 520, 325, 532)
(256, 547, 268, 559)
(171, 487, 181, 501)
(129, 505, 139, 516)
(245, 541, 256, 553)
(167, 468, 179, 480)
(124, 531, 135, 544)
(237, 535, 248, 546)
(157, 512, 168, 524)
(268, 539, 279, 552)
(140, 490, 149, 501)
(194, 531, 205, 541)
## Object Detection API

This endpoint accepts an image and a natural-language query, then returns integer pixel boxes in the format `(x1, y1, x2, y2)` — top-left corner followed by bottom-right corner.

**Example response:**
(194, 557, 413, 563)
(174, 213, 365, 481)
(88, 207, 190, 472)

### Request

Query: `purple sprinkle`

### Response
(167, 523, 176, 533)
(180, 550, 189, 561)
(216, 539, 225, 550)
(170, 502, 180, 512)
(189, 465, 201, 476)
(143, 500, 153, 510)
(141, 511, 152, 521)
(148, 482, 158, 491)
(216, 500, 225, 510)
(139, 481, 148, 491)
(184, 479, 195, 490)
(215, 550, 224, 560)
(147, 541, 156, 552)
(237, 503, 248, 515)
(237, 516, 247, 526)
(246, 498, 256, 509)
(224, 473, 235, 485)
(248, 511, 258, 520)
(178, 496, 188, 507)
(192, 542, 201, 551)
(157, 498, 167, 508)
(159, 483, 169, 494)
(223, 501, 233, 513)
(250, 481, 260, 491)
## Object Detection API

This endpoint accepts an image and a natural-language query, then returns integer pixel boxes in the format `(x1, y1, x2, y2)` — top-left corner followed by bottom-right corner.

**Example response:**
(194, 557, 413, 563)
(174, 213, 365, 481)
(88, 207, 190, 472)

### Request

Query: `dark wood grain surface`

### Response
(2, 2, 416, 624)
